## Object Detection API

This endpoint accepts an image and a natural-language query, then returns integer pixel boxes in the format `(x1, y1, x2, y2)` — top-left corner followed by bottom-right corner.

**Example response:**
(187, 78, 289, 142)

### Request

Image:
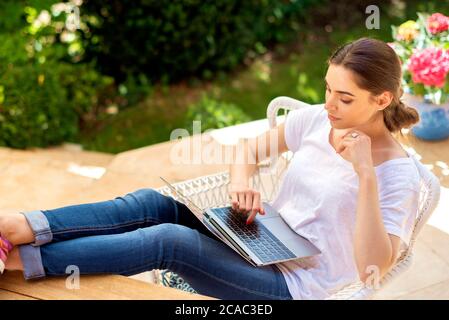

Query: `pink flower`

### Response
(408, 47, 449, 88)
(427, 13, 449, 34)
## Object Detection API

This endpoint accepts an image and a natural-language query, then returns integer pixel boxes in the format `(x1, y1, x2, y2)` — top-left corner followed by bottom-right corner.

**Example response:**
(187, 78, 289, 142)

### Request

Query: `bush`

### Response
(81, 0, 324, 83)
(185, 94, 250, 133)
(0, 60, 116, 148)
(0, 62, 77, 148)
(0, 1, 116, 148)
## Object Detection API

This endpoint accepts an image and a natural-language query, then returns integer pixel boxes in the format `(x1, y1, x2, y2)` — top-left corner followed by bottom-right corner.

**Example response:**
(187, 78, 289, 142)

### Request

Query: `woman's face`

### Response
(324, 64, 385, 129)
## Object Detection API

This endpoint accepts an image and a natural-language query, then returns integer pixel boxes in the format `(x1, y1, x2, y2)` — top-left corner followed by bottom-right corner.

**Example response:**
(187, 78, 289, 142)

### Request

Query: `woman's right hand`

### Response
(228, 183, 265, 225)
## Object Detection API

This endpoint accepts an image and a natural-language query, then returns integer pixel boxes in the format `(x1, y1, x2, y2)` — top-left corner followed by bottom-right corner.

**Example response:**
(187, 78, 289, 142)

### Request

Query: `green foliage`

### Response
(77, 0, 449, 153)
(0, 0, 324, 149)
(185, 95, 250, 133)
(0, 1, 116, 148)
(0, 50, 117, 147)
(80, 0, 323, 83)
(0, 62, 77, 148)
(117, 74, 153, 109)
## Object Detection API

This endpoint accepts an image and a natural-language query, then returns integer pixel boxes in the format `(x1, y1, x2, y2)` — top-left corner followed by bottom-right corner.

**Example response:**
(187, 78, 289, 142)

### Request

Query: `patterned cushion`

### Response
(160, 270, 197, 293)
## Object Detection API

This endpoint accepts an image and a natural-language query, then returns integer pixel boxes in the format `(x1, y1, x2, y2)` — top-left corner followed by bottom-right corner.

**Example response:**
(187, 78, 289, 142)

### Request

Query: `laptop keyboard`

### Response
(212, 207, 296, 263)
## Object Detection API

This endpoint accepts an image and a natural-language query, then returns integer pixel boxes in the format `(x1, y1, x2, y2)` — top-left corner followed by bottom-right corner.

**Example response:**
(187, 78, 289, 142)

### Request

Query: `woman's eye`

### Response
(341, 100, 352, 104)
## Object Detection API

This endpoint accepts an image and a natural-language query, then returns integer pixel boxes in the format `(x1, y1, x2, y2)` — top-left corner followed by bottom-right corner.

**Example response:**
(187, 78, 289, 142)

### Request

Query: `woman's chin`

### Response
(331, 122, 344, 129)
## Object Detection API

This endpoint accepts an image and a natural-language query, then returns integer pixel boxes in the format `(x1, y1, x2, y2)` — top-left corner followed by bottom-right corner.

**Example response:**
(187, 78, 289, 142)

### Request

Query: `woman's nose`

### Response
(325, 92, 339, 109)
(324, 100, 337, 112)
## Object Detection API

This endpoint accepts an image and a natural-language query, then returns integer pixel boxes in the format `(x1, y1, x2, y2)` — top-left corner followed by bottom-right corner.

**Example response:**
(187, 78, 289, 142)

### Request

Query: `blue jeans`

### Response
(18, 188, 293, 300)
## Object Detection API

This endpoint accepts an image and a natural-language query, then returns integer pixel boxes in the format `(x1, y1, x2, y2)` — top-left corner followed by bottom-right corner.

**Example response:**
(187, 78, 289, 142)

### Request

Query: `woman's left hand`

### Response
(335, 130, 374, 175)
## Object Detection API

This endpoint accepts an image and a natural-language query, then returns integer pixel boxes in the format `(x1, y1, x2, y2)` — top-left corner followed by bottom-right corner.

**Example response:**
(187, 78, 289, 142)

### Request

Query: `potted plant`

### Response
(390, 12, 449, 141)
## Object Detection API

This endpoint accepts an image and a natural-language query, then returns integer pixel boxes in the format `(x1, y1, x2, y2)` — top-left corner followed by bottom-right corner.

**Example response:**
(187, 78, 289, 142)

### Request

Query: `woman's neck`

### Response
(348, 113, 392, 145)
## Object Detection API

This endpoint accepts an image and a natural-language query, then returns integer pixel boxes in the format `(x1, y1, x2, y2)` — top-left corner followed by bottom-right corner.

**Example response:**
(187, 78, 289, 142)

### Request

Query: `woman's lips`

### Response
(328, 114, 340, 121)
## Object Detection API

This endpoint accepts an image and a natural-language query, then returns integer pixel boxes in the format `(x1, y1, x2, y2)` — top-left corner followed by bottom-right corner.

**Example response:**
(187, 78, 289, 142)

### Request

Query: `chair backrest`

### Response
(407, 154, 441, 248)
(265, 96, 441, 253)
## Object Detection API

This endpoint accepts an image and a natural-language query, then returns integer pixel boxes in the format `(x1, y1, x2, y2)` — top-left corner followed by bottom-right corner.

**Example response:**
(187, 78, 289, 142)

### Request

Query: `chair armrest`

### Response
(326, 251, 414, 300)
(156, 155, 290, 210)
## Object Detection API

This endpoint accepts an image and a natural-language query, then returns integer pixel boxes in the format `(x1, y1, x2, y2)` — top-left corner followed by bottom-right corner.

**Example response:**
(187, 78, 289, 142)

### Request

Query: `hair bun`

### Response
(384, 100, 420, 132)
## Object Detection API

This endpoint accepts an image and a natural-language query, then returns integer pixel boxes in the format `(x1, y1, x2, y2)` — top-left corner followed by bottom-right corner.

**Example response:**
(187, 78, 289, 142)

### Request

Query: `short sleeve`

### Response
(379, 182, 420, 248)
(284, 105, 322, 153)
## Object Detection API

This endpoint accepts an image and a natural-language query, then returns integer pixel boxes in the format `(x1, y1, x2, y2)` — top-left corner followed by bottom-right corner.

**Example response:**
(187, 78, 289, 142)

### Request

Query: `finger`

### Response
(245, 191, 253, 213)
(230, 193, 239, 211)
(247, 196, 260, 225)
(237, 193, 246, 213)
(344, 130, 361, 137)
(336, 140, 347, 154)
(351, 129, 363, 136)
(336, 140, 353, 154)
(343, 132, 355, 139)
(246, 210, 257, 225)
(252, 192, 262, 216)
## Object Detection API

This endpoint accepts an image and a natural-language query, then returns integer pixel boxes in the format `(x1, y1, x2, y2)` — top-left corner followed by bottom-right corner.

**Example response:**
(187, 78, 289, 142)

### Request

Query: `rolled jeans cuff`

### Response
(21, 210, 53, 246)
(18, 244, 46, 280)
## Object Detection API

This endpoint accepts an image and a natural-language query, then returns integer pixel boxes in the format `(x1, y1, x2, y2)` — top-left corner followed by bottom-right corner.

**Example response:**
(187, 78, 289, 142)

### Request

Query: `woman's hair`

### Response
(328, 37, 419, 135)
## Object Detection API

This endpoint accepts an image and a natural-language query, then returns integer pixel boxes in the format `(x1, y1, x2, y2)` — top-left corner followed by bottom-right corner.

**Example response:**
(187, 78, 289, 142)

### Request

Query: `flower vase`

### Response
(402, 93, 449, 141)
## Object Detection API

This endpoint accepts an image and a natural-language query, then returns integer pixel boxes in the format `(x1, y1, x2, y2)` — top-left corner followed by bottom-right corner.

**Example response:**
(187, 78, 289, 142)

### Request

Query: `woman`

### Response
(0, 37, 421, 300)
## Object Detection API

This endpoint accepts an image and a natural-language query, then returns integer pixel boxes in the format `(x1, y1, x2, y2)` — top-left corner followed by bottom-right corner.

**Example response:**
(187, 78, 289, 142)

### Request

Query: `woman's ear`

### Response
(376, 91, 394, 111)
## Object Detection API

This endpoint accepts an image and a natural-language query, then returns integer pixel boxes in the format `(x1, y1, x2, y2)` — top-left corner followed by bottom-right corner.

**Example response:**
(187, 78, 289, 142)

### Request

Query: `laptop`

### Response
(160, 177, 321, 267)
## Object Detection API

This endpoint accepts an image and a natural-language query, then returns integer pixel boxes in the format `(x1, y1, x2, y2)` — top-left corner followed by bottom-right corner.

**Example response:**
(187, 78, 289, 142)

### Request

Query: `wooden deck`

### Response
(0, 271, 215, 300)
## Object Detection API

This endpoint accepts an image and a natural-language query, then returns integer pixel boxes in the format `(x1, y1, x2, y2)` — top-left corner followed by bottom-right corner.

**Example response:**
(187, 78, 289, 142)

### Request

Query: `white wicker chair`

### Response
(154, 96, 441, 300)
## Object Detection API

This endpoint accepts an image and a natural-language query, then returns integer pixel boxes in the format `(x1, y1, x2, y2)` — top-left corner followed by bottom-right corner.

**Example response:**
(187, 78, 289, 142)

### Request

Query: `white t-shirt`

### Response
(272, 104, 421, 300)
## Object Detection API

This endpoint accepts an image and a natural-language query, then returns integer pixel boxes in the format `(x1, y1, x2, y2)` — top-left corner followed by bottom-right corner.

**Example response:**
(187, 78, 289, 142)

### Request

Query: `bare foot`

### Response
(0, 213, 35, 246)
(4, 247, 23, 271)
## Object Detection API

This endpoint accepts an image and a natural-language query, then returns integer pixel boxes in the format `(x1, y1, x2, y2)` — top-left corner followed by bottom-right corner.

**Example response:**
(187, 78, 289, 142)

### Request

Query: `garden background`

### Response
(1, 0, 448, 153)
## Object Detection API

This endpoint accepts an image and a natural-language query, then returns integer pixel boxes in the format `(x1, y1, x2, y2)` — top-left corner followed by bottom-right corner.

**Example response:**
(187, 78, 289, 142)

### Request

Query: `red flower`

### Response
(408, 47, 449, 88)
(427, 13, 449, 34)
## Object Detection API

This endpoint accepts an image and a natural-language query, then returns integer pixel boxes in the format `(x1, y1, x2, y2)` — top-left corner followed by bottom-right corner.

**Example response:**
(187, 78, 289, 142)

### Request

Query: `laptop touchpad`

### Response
(260, 217, 299, 241)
